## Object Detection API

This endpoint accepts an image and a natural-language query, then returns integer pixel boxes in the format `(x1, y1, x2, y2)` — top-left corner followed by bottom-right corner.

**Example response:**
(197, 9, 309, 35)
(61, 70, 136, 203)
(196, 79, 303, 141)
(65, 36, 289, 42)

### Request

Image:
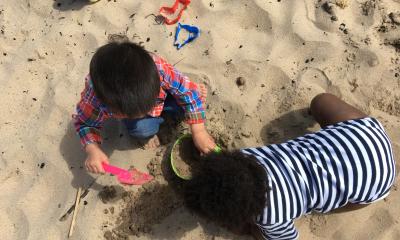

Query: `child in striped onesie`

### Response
(182, 93, 396, 240)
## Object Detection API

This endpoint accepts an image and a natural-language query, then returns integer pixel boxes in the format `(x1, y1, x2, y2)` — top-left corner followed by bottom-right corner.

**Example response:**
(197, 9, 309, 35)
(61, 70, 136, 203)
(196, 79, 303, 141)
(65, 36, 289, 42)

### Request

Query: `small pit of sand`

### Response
(172, 136, 199, 179)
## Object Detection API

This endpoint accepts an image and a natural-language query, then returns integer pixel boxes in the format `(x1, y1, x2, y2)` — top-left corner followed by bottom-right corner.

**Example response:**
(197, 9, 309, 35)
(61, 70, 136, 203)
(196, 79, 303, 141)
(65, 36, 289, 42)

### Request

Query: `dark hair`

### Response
(183, 151, 268, 230)
(90, 41, 160, 117)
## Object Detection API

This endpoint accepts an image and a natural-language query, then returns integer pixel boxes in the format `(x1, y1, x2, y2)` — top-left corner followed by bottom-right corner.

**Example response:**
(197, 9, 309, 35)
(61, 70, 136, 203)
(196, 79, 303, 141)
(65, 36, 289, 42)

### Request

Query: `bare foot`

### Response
(199, 83, 208, 104)
(142, 135, 160, 149)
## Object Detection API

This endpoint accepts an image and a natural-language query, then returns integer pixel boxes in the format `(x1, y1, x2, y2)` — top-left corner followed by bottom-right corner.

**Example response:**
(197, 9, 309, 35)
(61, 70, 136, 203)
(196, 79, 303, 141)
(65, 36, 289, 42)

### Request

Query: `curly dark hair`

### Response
(183, 150, 268, 230)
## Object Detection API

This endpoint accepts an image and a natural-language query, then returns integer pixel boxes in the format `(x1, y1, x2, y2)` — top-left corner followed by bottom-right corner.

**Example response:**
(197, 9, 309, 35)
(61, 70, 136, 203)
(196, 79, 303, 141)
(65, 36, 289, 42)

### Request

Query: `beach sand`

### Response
(0, 0, 399, 239)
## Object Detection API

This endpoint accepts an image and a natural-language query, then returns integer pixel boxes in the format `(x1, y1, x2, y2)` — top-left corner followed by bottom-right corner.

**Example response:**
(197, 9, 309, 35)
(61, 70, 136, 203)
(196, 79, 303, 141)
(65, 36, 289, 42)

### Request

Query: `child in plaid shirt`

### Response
(74, 41, 216, 174)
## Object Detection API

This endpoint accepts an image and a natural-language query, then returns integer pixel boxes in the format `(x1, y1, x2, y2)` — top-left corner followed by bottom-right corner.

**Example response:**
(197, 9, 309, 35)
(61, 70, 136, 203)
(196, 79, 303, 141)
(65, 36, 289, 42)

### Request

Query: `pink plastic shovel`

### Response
(102, 163, 153, 185)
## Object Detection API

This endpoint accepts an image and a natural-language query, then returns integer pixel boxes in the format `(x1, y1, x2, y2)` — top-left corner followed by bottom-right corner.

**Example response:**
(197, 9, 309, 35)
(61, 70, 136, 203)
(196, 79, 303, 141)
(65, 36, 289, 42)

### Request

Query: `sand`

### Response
(0, 0, 399, 239)
(172, 135, 199, 179)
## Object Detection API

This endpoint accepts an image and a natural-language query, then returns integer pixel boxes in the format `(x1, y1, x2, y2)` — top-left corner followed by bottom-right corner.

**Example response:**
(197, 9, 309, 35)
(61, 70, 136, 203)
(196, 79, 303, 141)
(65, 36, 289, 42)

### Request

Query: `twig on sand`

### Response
(59, 188, 89, 221)
(59, 178, 97, 222)
(173, 57, 186, 66)
(68, 187, 82, 238)
(145, 13, 165, 25)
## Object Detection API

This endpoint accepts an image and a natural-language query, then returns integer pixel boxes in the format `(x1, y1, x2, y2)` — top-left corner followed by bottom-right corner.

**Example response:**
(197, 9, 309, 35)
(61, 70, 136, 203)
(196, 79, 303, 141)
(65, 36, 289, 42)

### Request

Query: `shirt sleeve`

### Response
(153, 55, 206, 124)
(258, 221, 299, 240)
(73, 77, 108, 147)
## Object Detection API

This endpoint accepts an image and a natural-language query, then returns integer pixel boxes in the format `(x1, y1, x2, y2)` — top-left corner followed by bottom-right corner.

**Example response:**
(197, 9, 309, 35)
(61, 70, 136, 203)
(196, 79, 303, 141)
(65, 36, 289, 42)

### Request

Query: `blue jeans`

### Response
(123, 95, 184, 139)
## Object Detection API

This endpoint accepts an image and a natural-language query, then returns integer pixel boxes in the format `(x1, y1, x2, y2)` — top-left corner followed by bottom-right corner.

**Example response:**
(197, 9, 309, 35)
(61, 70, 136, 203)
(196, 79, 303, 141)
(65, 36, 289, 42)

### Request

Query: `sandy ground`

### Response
(0, 0, 400, 239)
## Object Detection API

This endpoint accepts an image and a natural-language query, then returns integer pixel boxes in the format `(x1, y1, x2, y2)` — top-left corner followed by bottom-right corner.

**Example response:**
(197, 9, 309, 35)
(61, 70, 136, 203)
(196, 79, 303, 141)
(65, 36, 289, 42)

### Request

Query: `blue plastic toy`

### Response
(174, 23, 200, 50)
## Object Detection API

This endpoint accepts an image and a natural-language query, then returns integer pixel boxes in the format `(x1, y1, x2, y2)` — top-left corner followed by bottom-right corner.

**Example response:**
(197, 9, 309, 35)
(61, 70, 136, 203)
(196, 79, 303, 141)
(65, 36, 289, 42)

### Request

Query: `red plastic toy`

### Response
(159, 0, 191, 25)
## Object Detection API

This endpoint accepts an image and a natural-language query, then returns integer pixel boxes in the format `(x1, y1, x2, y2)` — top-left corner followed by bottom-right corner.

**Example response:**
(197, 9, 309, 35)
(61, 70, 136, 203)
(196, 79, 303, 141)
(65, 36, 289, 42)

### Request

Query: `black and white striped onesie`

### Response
(242, 117, 396, 240)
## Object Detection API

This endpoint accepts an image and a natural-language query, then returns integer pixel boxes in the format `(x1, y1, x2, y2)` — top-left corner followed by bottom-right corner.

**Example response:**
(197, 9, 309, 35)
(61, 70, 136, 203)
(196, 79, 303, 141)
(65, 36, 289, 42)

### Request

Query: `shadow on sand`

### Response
(108, 142, 253, 239)
(59, 119, 141, 191)
(53, 0, 99, 11)
(260, 108, 317, 145)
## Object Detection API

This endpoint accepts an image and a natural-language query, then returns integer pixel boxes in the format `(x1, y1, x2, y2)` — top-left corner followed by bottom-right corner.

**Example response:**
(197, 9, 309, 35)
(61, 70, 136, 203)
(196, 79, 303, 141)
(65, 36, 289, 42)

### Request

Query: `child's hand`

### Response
(191, 123, 216, 154)
(84, 143, 109, 174)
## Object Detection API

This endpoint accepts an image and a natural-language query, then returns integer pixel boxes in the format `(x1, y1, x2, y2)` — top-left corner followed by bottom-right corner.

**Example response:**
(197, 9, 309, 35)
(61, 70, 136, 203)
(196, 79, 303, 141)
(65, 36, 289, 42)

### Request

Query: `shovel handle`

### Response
(102, 163, 127, 175)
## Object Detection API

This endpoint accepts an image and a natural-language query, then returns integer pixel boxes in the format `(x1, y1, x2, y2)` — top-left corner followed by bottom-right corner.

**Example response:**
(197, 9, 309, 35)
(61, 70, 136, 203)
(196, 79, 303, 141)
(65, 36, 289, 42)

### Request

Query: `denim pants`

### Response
(123, 95, 183, 139)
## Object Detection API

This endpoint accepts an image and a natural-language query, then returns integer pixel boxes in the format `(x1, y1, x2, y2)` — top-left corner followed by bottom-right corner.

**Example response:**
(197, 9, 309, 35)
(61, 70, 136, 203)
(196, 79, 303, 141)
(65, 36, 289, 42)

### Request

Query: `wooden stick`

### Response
(68, 187, 82, 238)
(59, 188, 90, 222)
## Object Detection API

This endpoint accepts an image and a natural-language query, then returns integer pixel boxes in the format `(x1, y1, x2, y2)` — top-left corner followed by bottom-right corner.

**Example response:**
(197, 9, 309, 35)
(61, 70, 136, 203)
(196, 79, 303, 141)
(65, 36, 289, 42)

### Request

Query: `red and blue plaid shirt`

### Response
(73, 55, 205, 147)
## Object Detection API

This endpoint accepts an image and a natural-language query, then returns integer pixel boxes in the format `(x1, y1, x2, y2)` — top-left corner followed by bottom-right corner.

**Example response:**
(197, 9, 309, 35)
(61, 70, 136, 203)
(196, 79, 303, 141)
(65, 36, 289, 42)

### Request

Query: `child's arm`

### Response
(74, 77, 110, 173)
(153, 55, 216, 153)
(190, 123, 216, 154)
(84, 143, 109, 173)
(257, 221, 299, 240)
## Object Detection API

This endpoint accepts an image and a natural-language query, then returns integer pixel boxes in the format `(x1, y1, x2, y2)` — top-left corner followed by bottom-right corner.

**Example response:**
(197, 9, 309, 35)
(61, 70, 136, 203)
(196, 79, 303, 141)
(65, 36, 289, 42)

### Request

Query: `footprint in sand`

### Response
(354, 0, 378, 27)
(297, 67, 341, 101)
(313, 1, 338, 33)
(355, 48, 379, 68)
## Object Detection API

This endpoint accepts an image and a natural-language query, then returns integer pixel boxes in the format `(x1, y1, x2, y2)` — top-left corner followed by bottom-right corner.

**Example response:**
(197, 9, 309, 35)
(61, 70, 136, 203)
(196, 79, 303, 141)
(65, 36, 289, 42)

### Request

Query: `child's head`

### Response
(90, 41, 160, 117)
(183, 151, 268, 230)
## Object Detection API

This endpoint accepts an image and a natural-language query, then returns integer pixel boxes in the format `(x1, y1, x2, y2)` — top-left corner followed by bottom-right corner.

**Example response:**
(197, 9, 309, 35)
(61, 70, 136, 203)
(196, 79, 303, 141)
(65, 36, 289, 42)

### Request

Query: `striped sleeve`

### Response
(258, 221, 299, 240)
